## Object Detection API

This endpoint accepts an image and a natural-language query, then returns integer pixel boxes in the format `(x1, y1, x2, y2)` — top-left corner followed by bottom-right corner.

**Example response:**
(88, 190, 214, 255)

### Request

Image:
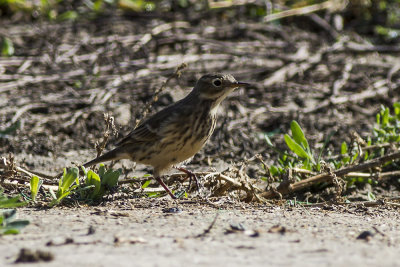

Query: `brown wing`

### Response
(116, 91, 194, 146)
(116, 105, 176, 146)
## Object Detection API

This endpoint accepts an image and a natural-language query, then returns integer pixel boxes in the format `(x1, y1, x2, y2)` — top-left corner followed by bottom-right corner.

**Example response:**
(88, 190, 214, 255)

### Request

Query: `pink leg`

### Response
(175, 167, 201, 192)
(155, 176, 177, 199)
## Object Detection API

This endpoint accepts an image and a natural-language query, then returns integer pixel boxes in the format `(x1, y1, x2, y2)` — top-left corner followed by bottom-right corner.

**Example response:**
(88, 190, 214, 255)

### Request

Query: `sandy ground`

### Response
(2, 200, 400, 267)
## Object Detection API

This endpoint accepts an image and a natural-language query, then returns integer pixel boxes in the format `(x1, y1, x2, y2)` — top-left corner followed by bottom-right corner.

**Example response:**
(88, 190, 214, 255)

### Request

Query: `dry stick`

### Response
(0, 156, 56, 183)
(0, 69, 86, 93)
(363, 143, 393, 151)
(308, 13, 339, 39)
(332, 61, 353, 95)
(195, 213, 219, 238)
(303, 80, 390, 114)
(262, 150, 400, 199)
(95, 114, 117, 158)
(132, 21, 190, 54)
(207, 0, 258, 9)
(343, 41, 400, 53)
(292, 167, 400, 181)
(263, 0, 345, 23)
(3, 176, 57, 186)
(302, 200, 400, 209)
(300, 200, 396, 208)
(262, 45, 326, 87)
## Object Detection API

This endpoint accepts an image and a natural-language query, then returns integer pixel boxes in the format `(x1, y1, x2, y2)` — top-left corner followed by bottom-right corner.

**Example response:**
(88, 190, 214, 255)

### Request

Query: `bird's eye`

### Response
(212, 78, 222, 87)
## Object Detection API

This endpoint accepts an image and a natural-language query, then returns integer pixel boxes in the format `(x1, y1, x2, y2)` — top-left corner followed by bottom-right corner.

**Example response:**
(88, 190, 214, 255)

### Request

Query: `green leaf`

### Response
(93, 0, 104, 12)
(57, 167, 79, 197)
(0, 209, 29, 235)
(264, 134, 274, 147)
(142, 180, 151, 189)
(99, 164, 106, 178)
(351, 152, 359, 163)
(382, 107, 390, 126)
(2, 228, 20, 235)
(0, 209, 16, 221)
(51, 190, 71, 207)
(6, 220, 30, 231)
(290, 120, 309, 150)
(394, 102, 400, 116)
(57, 11, 78, 21)
(1, 37, 14, 57)
(367, 191, 376, 201)
(30, 176, 42, 202)
(102, 169, 120, 187)
(81, 166, 88, 176)
(0, 196, 26, 208)
(86, 170, 101, 199)
(49, 188, 57, 200)
(341, 142, 348, 155)
(284, 134, 310, 159)
(270, 165, 280, 176)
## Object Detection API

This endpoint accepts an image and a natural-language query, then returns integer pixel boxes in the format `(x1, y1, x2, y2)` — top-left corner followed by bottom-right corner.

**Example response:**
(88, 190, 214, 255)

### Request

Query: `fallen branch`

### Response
(303, 79, 390, 113)
(0, 156, 57, 185)
(301, 200, 400, 208)
(262, 150, 400, 199)
(263, 0, 345, 23)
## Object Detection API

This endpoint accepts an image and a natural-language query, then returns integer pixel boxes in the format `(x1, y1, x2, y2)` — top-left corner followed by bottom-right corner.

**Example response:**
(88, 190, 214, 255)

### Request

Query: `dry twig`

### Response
(262, 150, 400, 199)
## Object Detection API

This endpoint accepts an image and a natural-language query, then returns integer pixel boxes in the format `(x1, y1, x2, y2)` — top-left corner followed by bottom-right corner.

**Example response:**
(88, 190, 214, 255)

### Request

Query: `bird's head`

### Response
(194, 74, 249, 104)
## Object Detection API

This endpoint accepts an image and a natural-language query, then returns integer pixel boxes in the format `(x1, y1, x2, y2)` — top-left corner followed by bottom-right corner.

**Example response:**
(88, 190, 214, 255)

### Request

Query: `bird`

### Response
(83, 73, 249, 199)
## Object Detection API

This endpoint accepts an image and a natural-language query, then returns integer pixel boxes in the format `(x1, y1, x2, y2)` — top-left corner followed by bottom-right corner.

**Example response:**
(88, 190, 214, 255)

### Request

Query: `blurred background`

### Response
(1, 0, 399, 185)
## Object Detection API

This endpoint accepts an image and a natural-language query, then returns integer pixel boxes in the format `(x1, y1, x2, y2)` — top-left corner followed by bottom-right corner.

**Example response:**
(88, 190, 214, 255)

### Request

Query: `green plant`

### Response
(338, 102, 400, 169)
(0, 190, 29, 235)
(0, 209, 30, 235)
(82, 164, 121, 199)
(1, 37, 14, 57)
(48, 165, 121, 205)
(139, 174, 162, 198)
(0, 190, 26, 208)
(30, 175, 42, 202)
(374, 103, 400, 144)
(284, 120, 316, 166)
(50, 167, 80, 206)
(264, 103, 400, 190)
(264, 120, 327, 178)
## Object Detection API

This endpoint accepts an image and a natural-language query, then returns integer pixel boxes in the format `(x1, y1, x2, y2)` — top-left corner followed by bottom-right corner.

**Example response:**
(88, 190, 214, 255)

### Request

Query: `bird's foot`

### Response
(175, 167, 203, 194)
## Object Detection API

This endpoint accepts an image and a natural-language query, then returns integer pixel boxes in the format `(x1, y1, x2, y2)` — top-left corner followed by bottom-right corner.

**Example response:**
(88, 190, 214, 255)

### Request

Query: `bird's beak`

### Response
(233, 81, 250, 87)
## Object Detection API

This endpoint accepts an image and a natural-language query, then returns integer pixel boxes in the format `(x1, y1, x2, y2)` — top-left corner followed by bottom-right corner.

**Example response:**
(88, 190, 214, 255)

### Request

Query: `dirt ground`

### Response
(1, 3, 400, 266)
(2, 202, 400, 266)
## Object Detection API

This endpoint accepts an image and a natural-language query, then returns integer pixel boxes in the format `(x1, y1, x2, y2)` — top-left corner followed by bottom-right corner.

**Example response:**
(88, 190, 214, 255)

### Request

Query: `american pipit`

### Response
(83, 73, 249, 198)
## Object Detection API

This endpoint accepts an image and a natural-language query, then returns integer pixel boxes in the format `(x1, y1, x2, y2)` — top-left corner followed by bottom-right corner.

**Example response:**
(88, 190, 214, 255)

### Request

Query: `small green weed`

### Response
(0, 190, 29, 235)
(47, 165, 121, 206)
(30, 176, 42, 202)
(49, 167, 80, 206)
(82, 164, 121, 200)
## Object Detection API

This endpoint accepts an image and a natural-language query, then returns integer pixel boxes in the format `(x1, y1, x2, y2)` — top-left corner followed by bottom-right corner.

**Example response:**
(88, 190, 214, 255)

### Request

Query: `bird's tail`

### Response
(83, 147, 127, 168)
